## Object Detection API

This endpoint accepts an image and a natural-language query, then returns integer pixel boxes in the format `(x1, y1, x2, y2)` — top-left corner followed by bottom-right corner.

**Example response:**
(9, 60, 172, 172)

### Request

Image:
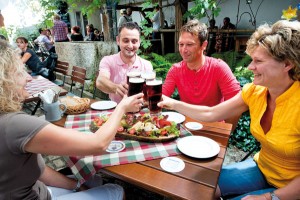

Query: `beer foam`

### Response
(127, 71, 141, 77)
(141, 73, 155, 80)
(146, 79, 162, 86)
(129, 77, 145, 83)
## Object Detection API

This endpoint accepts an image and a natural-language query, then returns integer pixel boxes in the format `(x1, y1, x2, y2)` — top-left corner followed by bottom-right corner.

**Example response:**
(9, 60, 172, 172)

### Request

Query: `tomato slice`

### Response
(129, 128, 136, 135)
(158, 119, 171, 128)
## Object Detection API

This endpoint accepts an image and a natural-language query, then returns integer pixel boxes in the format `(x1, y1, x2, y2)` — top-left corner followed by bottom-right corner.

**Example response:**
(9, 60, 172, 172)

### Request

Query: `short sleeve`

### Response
(99, 56, 111, 78)
(4, 113, 49, 154)
(241, 83, 255, 106)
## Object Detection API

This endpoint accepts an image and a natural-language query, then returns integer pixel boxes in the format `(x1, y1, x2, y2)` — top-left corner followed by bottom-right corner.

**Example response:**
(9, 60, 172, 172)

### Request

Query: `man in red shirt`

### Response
(163, 19, 241, 128)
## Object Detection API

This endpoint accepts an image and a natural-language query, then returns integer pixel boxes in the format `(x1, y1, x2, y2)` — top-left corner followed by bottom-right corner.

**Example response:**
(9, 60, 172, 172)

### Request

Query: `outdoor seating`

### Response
(54, 60, 69, 86)
(70, 65, 86, 97)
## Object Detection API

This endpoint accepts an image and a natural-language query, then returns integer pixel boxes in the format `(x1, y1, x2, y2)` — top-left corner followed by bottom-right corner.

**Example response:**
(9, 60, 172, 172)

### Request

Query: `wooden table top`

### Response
(53, 99, 232, 200)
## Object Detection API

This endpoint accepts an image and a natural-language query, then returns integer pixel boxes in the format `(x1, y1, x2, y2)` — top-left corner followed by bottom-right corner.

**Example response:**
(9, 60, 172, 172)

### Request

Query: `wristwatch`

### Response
(73, 180, 81, 192)
(270, 192, 280, 200)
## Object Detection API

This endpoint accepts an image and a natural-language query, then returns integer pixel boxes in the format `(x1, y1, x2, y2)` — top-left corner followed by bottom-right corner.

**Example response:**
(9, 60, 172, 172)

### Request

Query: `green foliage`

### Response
(0, 27, 8, 39)
(184, 0, 222, 20)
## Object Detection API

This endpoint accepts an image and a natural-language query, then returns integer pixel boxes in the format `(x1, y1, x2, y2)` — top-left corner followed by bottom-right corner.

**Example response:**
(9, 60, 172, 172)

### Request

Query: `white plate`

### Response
(160, 157, 185, 173)
(91, 101, 117, 110)
(185, 122, 203, 130)
(162, 112, 185, 124)
(177, 136, 220, 158)
(106, 141, 126, 153)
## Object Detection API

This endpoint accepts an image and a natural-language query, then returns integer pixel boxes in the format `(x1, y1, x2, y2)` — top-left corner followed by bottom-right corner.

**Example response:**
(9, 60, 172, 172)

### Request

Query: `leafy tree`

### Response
(184, 0, 223, 20)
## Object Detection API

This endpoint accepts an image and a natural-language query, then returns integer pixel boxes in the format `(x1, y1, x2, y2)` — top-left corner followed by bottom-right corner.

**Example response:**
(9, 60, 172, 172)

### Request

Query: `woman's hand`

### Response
(118, 93, 144, 113)
(157, 95, 178, 110)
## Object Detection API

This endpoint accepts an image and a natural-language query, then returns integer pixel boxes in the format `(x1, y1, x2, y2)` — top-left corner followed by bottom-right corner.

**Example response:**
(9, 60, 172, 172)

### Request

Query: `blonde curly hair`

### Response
(0, 40, 26, 113)
(246, 20, 300, 81)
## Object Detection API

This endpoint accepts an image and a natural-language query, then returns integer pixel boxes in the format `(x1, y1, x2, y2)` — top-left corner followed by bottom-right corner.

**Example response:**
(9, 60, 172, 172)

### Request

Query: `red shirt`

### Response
(163, 57, 240, 106)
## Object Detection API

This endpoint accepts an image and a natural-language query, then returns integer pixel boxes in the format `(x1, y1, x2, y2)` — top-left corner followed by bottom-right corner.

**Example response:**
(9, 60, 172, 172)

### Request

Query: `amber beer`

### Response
(141, 70, 156, 103)
(128, 77, 145, 96)
(126, 71, 141, 83)
(146, 78, 162, 114)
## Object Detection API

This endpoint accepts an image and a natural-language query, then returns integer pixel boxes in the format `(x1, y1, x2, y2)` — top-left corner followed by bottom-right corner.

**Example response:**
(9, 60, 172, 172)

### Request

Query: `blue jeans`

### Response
(219, 159, 276, 199)
(47, 175, 124, 200)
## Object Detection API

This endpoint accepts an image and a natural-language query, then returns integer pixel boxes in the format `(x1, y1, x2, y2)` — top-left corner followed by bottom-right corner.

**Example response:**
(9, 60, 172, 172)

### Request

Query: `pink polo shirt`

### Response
(163, 57, 240, 106)
(99, 52, 153, 103)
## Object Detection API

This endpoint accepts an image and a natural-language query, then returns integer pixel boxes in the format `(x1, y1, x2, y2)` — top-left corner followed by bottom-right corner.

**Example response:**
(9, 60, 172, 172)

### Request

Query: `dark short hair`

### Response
(72, 26, 81, 33)
(38, 28, 46, 34)
(118, 22, 141, 36)
(16, 37, 28, 43)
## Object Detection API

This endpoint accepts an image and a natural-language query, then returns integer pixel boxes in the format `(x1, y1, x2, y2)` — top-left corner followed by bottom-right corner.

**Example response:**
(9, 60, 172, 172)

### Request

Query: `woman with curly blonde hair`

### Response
(0, 39, 144, 199)
(158, 20, 300, 199)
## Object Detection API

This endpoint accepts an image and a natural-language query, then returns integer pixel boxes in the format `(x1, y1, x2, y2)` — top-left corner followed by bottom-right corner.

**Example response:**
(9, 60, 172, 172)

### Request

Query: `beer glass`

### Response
(126, 70, 141, 83)
(141, 70, 156, 104)
(146, 77, 162, 115)
(128, 77, 145, 97)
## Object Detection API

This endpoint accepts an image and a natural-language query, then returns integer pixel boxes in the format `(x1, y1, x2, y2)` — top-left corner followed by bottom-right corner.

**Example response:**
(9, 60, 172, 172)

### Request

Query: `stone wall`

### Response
(55, 41, 118, 79)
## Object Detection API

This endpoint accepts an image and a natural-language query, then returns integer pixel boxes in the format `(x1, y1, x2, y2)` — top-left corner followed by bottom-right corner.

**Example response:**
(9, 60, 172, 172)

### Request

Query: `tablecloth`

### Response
(63, 110, 192, 183)
(25, 77, 58, 96)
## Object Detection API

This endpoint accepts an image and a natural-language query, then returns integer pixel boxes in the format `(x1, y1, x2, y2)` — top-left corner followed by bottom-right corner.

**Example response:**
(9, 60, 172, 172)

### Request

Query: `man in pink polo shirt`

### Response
(96, 22, 153, 103)
(163, 19, 241, 128)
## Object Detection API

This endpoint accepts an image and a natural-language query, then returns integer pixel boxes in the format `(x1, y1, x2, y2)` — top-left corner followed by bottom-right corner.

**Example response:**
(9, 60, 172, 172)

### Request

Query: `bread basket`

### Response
(60, 96, 90, 114)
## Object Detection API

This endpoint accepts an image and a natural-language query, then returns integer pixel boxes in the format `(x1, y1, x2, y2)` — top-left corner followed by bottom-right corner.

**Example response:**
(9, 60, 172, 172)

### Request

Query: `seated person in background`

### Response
(16, 37, 48, 77)
(220, 17, 236, 51)
(0, 39, 144, 199)
(158, 20, 300, 200)
(117, 9, 127, 29)
(94, 29, 101, 41)
(85, 24, 95, 41)
(34, 28, 55, 53)
(206, 19, 218, 56)
(162, 19, 241, 129)
(96, 22, 153, 103)
(70, 26, 83, 41)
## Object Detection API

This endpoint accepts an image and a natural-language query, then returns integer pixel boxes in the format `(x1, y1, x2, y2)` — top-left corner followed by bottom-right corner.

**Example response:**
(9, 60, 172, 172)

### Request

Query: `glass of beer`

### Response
(126, 70, 141, 83)
(146, 77, 163, 115)
(141, 70, 156, 104)
(128, 77, 145, 97)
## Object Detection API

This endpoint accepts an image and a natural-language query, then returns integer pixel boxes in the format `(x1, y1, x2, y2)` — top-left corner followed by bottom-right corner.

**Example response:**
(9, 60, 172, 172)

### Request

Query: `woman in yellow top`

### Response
(158, 20, 300, 200)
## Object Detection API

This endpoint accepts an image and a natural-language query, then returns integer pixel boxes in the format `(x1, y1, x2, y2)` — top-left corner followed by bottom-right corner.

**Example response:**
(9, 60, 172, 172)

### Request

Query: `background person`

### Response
(206, 19, 218, 56)
(51, 14, 69, 42)
(151, 5, 161, 39)
(158, 20, 300, 200)
(117, 9, 127, 28)
(162, 19, 240, 128)
(0, 39, 144, 199)
(16, 36, 48, 78)
(34, 28, 55, 53)
(85, 24, 95, 41)
(96, 22, 153, 103)
(70, 25, 83, 41)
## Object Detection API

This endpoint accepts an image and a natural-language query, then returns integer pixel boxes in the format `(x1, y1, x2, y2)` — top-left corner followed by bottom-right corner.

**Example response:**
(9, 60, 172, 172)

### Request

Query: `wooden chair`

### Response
(70, 65, 86, 97)
(54, 61, 69, 86)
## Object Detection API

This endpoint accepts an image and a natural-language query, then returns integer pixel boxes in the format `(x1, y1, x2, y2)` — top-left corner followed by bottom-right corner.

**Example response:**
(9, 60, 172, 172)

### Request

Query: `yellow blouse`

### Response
(242, 82, 300, 188)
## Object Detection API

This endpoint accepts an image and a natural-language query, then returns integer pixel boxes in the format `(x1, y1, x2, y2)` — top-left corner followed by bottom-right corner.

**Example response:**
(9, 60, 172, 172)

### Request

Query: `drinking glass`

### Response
(146, 77, 162, 115)
(126, 69, 141, 84)
(128, 77, 145, 97)
(141, 70, 156, 104)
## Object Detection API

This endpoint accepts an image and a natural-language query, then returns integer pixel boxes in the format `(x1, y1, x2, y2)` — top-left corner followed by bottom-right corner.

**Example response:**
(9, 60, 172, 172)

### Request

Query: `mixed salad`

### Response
(90, 113, 180, 138)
